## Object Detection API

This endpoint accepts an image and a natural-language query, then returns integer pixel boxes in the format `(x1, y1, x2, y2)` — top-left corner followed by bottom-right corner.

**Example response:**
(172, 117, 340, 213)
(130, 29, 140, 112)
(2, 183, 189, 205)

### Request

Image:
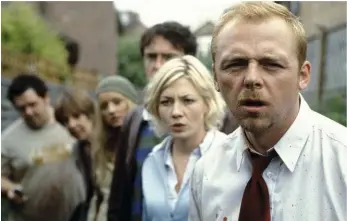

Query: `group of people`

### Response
(1, 2, 346, 221)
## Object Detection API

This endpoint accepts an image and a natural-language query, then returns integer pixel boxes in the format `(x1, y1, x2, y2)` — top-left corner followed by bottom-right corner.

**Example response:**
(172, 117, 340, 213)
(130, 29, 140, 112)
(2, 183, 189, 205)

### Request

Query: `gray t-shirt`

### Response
(1, 118, 74, 182)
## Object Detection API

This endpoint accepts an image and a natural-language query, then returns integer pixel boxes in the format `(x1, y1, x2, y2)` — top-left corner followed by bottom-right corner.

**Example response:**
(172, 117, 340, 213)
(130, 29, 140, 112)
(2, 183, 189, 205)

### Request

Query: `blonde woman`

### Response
(142, 55, 227, 221)
(89, 75, 138, 221)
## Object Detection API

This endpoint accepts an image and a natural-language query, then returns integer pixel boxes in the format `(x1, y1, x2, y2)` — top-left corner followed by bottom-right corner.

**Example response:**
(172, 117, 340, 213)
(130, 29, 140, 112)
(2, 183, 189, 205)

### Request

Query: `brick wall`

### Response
(29, 1, 118, 75)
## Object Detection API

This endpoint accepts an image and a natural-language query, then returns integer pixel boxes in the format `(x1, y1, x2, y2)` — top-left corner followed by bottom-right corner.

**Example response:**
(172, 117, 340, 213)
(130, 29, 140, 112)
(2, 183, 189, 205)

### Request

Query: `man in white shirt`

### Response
(189, 2, 347, 221)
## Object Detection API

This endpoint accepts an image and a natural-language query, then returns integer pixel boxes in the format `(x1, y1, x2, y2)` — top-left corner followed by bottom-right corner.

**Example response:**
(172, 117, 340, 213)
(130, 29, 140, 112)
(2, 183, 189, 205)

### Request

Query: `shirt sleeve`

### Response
(188, 160, 204, 221)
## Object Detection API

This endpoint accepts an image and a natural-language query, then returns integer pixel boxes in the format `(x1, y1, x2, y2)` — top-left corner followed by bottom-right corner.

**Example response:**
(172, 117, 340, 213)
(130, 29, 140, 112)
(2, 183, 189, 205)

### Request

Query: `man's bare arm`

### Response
(1, 176, 26, 204)
(1, 176, 16, 193)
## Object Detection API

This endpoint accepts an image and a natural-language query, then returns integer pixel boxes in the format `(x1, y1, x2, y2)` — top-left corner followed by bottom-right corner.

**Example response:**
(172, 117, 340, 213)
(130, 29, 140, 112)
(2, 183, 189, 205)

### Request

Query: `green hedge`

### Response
(117, 35, 147, 88)
(1, 2, 69, 76)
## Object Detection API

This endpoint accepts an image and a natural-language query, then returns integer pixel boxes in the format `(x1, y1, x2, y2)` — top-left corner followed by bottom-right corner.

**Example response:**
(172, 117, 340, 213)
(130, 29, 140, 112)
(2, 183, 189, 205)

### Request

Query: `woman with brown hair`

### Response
(54, 88, 101, 221)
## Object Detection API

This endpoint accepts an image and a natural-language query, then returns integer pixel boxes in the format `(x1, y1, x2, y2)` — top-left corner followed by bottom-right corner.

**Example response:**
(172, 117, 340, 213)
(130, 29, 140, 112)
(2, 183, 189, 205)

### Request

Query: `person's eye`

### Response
(72, 113, 81, 119)
(100, 102, 107, 110)
(146, 53, 157, 60)
(163, 54, 176, 61)
(112, 99, 122, 105)
(221, 59, 248, 71)
(184, 99, 195, 104)
(160, 100, 170, 106)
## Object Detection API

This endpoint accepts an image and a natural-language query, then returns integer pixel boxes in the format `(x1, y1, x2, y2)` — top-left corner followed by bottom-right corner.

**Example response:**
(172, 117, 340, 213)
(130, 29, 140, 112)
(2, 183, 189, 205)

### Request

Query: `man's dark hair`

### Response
(140, 21, 197, 56)
(7, 73, 48, 104)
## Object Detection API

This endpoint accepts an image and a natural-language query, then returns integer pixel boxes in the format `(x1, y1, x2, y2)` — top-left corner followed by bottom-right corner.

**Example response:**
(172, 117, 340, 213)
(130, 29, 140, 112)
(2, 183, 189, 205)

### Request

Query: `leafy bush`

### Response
(117, 35, 147, 88)
(318, 95, 346, 126)
(1, 2, 69, 76)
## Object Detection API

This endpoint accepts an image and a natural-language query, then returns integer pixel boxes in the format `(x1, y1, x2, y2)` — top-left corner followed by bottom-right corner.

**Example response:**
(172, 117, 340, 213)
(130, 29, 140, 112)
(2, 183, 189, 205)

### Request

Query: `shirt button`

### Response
(267, 172, 273, 179)
(267, 172, 277, 181)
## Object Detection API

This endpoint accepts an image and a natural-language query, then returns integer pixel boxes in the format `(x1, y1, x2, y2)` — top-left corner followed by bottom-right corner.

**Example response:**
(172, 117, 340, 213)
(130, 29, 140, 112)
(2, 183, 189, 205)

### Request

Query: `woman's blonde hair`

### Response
(145, 55, 226, 136)
(92, 96, 136, 186)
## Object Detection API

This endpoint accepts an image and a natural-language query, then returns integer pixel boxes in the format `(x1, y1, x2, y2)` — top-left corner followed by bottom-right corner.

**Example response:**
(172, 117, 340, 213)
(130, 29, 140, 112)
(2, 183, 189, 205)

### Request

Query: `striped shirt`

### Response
(131, 120, 163, 221)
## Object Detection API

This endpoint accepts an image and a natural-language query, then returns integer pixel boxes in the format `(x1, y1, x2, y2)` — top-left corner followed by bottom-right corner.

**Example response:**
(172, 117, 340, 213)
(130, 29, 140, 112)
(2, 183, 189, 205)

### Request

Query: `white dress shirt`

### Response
(164, 129, 219, 211)
(165, 144, 201, 211)
(142, 129, 227, 221)
(189, 97, 347, 221)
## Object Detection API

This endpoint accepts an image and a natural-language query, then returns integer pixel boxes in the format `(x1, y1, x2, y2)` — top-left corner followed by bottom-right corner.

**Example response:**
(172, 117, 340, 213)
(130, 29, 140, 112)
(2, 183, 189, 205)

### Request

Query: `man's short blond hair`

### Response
(211, 1, 307, 66)
(145, 55, 226, 136)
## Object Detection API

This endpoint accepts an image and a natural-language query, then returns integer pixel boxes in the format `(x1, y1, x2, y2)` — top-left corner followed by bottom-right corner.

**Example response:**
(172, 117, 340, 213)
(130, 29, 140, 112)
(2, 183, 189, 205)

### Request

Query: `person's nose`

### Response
(24, 106, 34, 116)
(243, 61, 263, 89)
(154, 55, 165, 70)
(171, 101, 183, 118)
(107, 102, 117, 114)
(67, 117, 77, 129)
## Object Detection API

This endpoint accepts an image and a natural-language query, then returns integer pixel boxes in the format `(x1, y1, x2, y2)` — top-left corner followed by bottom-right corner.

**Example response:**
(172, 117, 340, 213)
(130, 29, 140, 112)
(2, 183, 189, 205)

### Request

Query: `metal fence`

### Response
(301, 23, 346, 122)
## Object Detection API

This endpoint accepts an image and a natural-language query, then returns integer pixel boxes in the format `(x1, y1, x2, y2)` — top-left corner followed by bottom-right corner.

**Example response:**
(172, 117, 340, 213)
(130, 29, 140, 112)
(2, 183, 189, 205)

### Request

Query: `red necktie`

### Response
(238, 151, 276, 221)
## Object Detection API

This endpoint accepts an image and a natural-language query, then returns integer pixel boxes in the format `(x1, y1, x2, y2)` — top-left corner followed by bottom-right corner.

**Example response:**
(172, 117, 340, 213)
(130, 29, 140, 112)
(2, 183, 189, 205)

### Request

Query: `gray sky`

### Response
(114, 0, 241, 30)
